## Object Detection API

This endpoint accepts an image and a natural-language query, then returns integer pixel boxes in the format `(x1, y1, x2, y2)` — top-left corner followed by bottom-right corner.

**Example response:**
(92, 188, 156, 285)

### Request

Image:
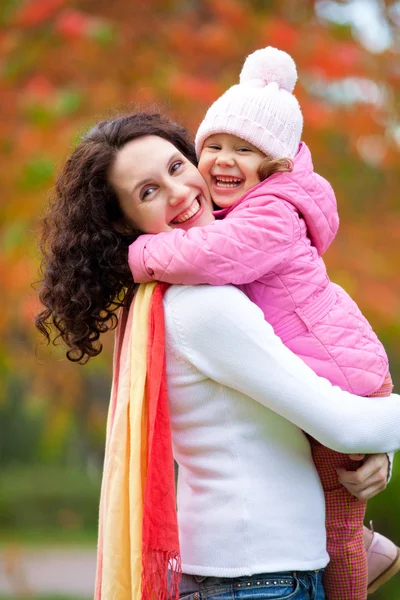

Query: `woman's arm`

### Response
(165, 284, 400, 454)
(129, 195, 294, 284)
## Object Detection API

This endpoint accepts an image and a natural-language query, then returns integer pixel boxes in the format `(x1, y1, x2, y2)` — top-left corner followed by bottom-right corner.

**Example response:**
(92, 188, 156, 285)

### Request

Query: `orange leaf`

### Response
(261, 19, 299, 53)
(168, 73, 220, 105)
(208, 0, 250, 29)
(24, 74, 55, 100)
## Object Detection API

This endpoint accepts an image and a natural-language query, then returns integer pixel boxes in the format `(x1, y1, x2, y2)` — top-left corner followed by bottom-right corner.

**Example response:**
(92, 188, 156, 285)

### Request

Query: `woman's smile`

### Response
(170, 197, 201, 225)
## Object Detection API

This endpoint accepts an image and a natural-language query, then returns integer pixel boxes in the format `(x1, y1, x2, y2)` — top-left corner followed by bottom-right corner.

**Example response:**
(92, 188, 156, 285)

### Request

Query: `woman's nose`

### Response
(169, 182, 189, 206)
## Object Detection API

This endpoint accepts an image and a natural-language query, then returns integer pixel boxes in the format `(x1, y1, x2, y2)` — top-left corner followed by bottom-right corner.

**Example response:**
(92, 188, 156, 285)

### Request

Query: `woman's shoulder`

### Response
(164, 283, 246, 308)
(163, 284, 266, 336)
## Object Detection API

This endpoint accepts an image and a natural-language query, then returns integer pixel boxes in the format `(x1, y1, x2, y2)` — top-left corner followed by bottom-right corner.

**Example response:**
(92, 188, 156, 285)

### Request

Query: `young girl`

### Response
(128, 48, 399, 598)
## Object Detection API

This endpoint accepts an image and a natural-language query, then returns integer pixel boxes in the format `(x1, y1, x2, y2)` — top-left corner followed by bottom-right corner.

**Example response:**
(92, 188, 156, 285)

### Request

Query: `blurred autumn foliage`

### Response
(0, 0, 399, 562)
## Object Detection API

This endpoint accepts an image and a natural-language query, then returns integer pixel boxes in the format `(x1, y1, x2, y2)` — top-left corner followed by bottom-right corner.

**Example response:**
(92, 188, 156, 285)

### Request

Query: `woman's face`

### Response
(109, 135, 215, 234)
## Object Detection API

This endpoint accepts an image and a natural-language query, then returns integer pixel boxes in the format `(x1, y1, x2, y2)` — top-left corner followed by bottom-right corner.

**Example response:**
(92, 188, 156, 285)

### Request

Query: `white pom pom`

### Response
(240, 47, 297, 93)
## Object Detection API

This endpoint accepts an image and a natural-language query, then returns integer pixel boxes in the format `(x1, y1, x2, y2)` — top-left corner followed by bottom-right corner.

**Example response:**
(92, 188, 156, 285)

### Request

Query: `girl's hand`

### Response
(337, 454, 389, 501)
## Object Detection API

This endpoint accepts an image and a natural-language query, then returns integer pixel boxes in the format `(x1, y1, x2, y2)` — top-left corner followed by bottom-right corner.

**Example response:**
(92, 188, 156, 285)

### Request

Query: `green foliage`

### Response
(0, 0, 24, 26)
(0, 374, 49, 465)
(1, 221, 29, 254)
(88, 23, 117, 47)
(0, 466, 100, 539)
(55, 90, 83, 116)
(18, 157, 55, 191)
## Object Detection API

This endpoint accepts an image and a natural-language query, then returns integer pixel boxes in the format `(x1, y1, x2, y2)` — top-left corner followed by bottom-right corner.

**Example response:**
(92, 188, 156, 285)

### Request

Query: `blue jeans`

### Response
(178, 570, 325, 600)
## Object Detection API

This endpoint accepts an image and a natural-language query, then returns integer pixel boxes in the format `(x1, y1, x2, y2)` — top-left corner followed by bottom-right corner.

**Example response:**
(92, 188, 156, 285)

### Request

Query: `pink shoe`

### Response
(365, 522, 400, 595)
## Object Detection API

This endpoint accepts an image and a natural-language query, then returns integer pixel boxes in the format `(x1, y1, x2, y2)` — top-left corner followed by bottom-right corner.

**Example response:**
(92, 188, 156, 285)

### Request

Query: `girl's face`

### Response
(198, 133, 265, 208)
(109, 136, 214, 234)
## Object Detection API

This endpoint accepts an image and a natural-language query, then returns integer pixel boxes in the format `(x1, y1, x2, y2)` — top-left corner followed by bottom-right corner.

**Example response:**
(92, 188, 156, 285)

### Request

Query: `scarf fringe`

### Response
(141, 549, 182, 600)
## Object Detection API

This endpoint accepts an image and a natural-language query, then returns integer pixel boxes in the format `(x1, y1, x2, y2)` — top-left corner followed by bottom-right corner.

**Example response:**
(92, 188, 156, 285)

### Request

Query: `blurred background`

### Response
(0, 0, 399, 598)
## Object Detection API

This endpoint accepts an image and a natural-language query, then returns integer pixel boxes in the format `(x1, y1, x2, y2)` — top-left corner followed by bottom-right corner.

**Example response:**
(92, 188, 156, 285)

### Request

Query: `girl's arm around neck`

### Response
(165, 284, 400, 454)
(129, 196, 295, 285)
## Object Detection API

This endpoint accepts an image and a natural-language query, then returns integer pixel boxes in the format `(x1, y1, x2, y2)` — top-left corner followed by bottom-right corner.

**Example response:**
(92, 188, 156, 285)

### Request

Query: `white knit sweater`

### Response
(163, 285, 400, 577)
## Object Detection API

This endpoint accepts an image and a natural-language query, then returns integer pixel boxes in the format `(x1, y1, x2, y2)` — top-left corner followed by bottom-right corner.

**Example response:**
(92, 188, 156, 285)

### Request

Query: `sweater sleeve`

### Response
(387, 452, 395, 481)
(165, 285, 400, 454)
(128, 197, 294, 285)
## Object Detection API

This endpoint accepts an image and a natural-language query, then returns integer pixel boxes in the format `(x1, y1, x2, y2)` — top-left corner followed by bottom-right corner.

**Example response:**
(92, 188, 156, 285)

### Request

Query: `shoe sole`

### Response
(368, 547, 400, 595)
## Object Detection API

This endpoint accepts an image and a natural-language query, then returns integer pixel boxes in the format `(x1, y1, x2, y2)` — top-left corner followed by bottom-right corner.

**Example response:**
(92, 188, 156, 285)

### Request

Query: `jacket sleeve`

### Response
(165, 285, 400, 454)
(128, 197, 295, 285)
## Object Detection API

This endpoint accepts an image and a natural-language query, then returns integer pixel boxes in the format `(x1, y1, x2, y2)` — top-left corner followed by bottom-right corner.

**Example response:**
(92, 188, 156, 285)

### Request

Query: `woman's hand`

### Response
(337, 453, 389, 501)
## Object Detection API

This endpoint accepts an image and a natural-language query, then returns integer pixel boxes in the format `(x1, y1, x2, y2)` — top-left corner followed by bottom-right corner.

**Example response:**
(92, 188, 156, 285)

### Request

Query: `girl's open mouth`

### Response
(213, 175, 244, 189)
(170, 197, 201, 225)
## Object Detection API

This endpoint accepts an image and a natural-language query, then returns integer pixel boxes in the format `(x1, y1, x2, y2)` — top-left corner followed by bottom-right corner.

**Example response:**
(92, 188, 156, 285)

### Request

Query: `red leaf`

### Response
(13, 0, 68, 28)
(261, 19, 299, 53)
(55, 10, 91, 39)
(24, 74, 55, 100)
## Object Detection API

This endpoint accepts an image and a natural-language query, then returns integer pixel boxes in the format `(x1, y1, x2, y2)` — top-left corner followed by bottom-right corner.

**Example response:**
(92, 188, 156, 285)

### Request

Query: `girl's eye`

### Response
(141, 186, 156, 200)
(238, 147, 251, 153)
(170, 160, 182, 174)
(207, 144, 221, 150)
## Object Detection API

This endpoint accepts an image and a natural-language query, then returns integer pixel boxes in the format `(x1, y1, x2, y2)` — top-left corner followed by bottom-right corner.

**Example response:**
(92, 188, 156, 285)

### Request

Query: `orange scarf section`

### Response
(95, 282, 180, 600)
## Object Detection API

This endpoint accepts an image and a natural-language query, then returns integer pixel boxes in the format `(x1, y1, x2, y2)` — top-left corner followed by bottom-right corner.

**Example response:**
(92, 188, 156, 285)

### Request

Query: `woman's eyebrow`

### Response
(168, 152, 183, 164)
(131, 177, 153, 196)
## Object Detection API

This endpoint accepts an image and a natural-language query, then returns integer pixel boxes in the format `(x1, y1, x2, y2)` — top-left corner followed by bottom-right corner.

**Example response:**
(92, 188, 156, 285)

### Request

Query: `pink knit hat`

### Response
(195, 47, 303, 159)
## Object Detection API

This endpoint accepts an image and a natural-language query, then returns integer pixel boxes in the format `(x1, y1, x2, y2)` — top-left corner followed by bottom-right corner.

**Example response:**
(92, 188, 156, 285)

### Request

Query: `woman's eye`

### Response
(170, 161, 182, 174)
(141, 186, 156, 200)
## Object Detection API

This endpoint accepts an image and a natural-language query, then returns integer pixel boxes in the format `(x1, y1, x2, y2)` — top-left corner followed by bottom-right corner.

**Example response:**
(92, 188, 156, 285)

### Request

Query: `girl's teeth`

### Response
(172, 199, 200, 224)
(215, 177, 242, 188)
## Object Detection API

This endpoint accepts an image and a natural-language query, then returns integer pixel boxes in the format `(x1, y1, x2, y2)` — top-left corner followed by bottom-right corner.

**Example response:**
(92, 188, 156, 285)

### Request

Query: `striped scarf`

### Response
(94, 282, 180, 599)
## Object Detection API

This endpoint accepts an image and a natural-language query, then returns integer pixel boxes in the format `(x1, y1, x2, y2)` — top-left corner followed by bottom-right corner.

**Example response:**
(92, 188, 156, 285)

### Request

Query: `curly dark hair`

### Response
(35, 112, 197, 363)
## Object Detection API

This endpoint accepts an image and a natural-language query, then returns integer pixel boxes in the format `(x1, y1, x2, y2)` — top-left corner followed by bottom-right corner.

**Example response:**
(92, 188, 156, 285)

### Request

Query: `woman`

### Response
(36, 113, 399, 600)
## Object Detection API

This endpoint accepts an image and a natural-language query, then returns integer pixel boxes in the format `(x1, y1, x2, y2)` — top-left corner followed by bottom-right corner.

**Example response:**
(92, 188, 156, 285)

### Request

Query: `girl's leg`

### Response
(323, 488, 367, 599)
(363, 374, 400, 593)
(310, 440, 367, 600)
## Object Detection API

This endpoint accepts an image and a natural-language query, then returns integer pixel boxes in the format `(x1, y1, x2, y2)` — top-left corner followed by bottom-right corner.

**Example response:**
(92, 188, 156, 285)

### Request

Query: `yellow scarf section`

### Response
(95, 282, 157, 600)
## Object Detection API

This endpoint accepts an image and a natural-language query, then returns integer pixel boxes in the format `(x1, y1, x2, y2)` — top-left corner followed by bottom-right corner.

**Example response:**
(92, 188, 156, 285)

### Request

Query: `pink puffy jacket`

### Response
(129, 142, 388, 396)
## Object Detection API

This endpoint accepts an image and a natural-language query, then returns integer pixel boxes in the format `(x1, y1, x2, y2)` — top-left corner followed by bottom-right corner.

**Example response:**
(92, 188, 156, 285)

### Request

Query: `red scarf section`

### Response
(142, 282, 181, 600)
